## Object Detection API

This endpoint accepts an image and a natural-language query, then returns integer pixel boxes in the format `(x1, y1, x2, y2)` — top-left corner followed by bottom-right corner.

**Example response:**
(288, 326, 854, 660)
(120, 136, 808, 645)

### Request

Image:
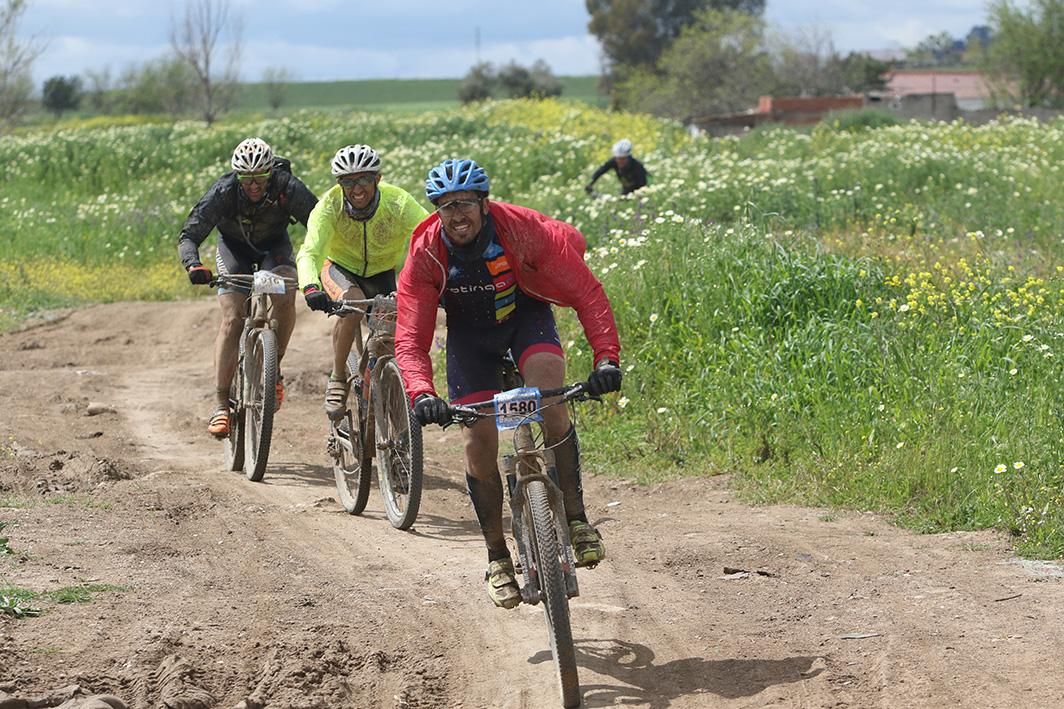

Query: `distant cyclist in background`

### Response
(296, 144, 428, 418)
(395, 158, 622, 609)
(584, 138, 648, 196)
(178, 137, 318, 438)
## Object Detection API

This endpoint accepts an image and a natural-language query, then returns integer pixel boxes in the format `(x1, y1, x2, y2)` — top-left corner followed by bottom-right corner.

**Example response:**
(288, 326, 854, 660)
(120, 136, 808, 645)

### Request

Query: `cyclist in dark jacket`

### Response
(178, 137, 318, 437)
(584, 138, 648, 196)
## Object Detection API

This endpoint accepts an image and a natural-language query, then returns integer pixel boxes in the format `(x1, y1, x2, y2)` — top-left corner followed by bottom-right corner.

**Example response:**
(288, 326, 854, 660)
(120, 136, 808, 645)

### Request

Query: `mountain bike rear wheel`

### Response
(333, 352, 372, 514)
(373, 358, 423, 530)
(243, 329, 277, 482)
(527, 479, 580, 708)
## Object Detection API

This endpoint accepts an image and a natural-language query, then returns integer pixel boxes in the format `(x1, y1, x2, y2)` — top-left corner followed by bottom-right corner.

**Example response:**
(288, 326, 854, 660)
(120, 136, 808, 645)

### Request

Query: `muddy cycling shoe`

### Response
(324, 377, 349, 420)
(207, 406, 230, 438)
(275, 375, 285, 412)
(569, 520, 606, 568)
(485, 558, 521, 609)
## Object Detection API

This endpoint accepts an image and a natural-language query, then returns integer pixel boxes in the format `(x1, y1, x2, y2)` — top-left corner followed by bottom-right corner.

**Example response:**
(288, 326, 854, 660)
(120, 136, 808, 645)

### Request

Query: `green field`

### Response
(235, 75, 607, 113)
(1, 99, 1061, 557)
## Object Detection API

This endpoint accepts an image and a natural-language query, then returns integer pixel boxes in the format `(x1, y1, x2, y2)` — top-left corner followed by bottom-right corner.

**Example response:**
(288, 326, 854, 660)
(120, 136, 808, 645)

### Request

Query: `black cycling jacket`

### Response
(177, 157, 318, 269)
(589, 156, 648, 195)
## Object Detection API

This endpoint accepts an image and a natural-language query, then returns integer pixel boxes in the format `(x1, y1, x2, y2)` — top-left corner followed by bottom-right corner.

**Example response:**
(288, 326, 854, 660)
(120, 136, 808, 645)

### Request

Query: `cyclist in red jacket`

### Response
(395, 158, 622, 609)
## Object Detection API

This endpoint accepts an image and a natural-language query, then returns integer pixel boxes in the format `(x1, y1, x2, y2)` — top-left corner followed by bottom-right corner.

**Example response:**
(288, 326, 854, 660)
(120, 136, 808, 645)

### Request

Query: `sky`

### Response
(19, 1, 990, 85)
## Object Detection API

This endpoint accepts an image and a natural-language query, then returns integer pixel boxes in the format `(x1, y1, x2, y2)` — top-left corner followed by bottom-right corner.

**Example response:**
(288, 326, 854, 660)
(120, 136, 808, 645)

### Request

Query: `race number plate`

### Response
(493, 387, 543, 430)
(252, 270, 286, 295)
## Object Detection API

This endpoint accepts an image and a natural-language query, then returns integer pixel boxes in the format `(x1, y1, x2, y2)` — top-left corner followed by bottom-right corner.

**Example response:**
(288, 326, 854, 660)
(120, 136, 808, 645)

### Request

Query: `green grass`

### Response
(233, 76, 607, 112)
(1, 100, 1062, 556)
(0, 582, 126, 617)
(45, 583, 127, 604)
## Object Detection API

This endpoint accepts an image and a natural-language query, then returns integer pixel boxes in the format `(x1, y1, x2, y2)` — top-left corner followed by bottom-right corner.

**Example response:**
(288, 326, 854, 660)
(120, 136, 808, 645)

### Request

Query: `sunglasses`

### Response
(237, 171, 271, 186)
(436, 198, 481, 217)
(338, 174, 377, 189)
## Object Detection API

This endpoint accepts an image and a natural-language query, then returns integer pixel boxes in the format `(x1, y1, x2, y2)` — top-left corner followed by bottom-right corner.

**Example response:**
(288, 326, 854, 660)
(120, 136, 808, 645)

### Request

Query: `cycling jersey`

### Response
(178, 157, 317, 270)
(589, 156, 648, 195)
(296, 182, 428, 290)
(395, 200, 621, 403)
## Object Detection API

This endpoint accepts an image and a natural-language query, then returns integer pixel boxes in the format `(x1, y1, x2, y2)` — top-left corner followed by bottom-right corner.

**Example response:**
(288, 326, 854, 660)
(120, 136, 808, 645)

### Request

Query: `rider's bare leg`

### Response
(215, 292, 245, 408)
(269, 265, 297, 363)
(332, 284, 366, 377)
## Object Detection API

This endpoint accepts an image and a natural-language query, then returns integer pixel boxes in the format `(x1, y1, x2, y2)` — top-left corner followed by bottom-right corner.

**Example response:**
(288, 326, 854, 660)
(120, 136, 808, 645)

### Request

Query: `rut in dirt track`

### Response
(2, 300, 1064, 709)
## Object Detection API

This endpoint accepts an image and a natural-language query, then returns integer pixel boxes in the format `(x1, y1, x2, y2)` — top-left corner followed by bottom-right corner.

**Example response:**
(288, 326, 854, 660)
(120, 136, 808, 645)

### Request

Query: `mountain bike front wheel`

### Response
(527, 479, 580, 708)
(333, 352, 372, 514)
(373, 358, 423, 530)
(243, 328, 277, 482)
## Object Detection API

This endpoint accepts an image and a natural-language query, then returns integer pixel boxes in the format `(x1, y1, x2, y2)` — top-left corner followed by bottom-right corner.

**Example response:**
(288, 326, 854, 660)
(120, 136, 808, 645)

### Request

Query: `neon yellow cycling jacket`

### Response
(296, 182, 428, 289)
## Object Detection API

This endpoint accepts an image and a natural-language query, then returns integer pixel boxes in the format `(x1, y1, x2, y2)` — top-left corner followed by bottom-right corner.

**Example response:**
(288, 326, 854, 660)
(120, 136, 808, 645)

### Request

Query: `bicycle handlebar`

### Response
(209, 273, 298, 291)
(446, 382, 594, 428)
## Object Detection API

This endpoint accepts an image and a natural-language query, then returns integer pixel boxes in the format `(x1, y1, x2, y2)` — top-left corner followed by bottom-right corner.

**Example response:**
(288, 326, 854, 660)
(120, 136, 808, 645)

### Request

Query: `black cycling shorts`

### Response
(446, 303, 563, 405)
(215, 236, 294, 294)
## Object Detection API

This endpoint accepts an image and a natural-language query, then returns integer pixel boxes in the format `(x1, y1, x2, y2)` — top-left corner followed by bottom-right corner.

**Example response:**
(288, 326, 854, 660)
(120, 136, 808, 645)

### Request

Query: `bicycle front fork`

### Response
(503, 452, 581, 602)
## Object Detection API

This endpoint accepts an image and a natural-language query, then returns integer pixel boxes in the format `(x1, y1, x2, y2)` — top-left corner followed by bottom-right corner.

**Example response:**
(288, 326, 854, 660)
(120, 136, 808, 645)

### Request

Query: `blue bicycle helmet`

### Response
(425, 158, 490, 203)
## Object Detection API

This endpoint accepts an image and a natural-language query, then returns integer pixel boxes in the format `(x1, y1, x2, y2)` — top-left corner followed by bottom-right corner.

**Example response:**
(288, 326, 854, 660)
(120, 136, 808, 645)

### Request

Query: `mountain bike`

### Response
(326, 295, 423, 529)
(211, 271, 295, 482)
(445, 361, 596, 709)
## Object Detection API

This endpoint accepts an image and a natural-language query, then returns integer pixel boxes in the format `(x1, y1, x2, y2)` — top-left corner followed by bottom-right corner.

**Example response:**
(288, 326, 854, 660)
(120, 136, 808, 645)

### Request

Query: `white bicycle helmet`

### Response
(231, 137, 274, 173)
(331, 144, 382, 177)
(612, 138, 633, 157)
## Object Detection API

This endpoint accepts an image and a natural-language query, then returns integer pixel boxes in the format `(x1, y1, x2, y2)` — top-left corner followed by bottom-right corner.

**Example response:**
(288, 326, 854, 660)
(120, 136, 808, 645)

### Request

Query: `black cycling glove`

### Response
(303, 285, 332, 312)
(413, 394, 451, 426)
(587, 359, 622, 396)
(187, 264, 213, 285)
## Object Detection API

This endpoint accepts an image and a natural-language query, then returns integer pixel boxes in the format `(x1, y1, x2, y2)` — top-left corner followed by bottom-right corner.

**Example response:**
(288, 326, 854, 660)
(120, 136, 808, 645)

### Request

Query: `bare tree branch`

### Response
(170, 0, 242, 125)
(0, 0, 45, 131)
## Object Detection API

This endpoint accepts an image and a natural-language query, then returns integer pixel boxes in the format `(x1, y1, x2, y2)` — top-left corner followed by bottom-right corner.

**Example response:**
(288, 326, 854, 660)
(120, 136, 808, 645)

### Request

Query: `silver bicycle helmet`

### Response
(612, 138, 633, 157)
(331, 144, 382, 177)
(231, 137, 274, 173)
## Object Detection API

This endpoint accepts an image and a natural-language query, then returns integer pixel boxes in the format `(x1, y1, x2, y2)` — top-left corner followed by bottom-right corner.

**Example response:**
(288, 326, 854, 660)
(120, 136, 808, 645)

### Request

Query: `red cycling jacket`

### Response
(395, 200, 621, 403)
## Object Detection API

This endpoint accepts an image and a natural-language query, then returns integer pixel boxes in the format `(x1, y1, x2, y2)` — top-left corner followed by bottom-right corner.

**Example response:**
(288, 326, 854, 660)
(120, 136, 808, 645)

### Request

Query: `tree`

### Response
(984, 0, 1064, 107)
(458, 61, 495, 104)
(0, 0, 43, 131)
(497, 62, 534, 98)
(906, 31, 965, 67)
(41, 75, 82, 117)
(83, 67, 114, 113)
(261, 66, 292, 111)
(837, 52, 890, 93)
(457, 60, 563, 103)
(586, 0, 765, 76)
(768, 26, 845, 97)
(529, 59, 563, 98)
(616, 8, 772, 119)
(170, 0, 242, 125)
(113, 57, 198, 116)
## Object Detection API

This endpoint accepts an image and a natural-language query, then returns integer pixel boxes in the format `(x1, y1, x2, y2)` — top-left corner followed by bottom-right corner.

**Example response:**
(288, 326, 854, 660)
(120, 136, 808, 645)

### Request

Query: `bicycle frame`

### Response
(451, 382, 590, 603)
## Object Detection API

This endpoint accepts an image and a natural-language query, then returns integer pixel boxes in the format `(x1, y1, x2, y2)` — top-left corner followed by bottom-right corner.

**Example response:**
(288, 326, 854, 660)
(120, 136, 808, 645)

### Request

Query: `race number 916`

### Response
(493, 387, 543, 430)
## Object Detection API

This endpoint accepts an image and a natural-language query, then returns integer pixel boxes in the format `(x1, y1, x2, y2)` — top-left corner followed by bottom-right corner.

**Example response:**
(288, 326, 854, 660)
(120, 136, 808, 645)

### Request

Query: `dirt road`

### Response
(2, 300, 1062, 708)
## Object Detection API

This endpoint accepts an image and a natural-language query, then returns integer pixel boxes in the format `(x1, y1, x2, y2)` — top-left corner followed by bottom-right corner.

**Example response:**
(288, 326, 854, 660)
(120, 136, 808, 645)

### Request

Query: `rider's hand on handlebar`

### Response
(584, 184, 594, 195)
(187, 264, 213, 285)
(587, 359, 622, 396)
(303, 284, 332, 312)
(413, 394, 452, 427)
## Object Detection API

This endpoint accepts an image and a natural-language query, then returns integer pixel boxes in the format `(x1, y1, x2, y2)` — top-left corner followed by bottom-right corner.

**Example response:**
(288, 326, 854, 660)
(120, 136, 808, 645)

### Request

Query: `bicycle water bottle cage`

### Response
(493, 387, 543, 430)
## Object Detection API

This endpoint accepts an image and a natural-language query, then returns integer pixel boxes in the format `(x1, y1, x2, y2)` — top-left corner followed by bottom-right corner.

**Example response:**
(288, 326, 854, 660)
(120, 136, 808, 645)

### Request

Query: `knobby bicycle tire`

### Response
(244, 329, 277, 482)
(373, 358, 423, 530)
(224, 354, 245, 472)
(527, 479, 581, 707)
(333, 352, 372, 514)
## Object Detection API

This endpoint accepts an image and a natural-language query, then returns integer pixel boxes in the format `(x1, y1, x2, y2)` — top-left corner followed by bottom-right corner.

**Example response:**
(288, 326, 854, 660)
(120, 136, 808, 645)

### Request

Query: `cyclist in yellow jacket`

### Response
(296, 144, 428, 418)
